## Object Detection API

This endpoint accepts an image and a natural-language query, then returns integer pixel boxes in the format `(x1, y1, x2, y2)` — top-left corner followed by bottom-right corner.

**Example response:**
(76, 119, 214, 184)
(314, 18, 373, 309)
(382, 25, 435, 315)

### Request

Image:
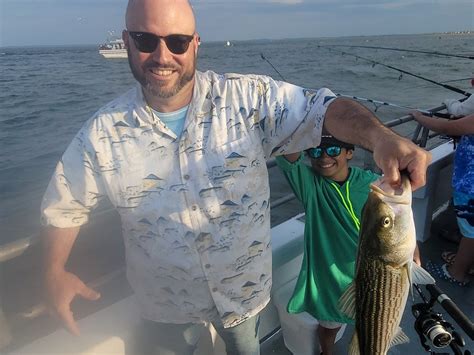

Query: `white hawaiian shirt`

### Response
(41, 70, 336, 328)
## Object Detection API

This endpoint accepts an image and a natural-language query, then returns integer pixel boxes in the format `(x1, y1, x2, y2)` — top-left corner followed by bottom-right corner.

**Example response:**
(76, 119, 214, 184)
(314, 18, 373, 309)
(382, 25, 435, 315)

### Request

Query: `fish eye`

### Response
(381, 216, 392, 228)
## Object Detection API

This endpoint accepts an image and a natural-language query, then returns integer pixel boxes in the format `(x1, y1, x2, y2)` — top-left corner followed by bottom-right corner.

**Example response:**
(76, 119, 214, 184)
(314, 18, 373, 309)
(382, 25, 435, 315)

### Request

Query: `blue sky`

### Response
(1, 0, 473, 47)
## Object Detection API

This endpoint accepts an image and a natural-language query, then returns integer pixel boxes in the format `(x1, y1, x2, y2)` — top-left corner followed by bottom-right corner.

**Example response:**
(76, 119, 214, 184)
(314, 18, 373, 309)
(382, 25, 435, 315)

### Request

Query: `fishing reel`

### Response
(412, 284, 473, 355)
(413, 302, 457, 350)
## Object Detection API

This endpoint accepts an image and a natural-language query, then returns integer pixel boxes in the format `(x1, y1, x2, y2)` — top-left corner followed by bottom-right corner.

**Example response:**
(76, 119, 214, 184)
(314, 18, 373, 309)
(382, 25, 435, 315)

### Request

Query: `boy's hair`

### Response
(318, 135, 355, 150)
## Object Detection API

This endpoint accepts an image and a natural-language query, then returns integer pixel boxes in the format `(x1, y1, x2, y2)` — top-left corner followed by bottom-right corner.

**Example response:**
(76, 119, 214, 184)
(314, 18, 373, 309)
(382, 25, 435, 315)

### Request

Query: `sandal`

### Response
(425, 261, 470, 287)
(441, 251, 474, 276)
(441, 251, 457, 265)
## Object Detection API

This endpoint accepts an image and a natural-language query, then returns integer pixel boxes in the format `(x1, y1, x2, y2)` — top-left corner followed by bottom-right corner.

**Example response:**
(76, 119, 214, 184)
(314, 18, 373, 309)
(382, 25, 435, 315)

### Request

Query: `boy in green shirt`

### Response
(276, 135, 379, 355)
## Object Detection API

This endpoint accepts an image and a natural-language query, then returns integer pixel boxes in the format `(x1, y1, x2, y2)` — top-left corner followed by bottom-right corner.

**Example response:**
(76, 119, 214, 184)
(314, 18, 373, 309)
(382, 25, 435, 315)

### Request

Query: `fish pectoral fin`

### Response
(412, 263, 436, 285)
(338, 282, 356, 319)
(389, 327, 410, 347)
(348, 332, 360, 355)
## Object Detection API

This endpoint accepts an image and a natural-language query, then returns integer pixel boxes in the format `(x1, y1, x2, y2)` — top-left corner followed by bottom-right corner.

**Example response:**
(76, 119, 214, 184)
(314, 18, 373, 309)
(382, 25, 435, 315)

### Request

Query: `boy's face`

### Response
(308, 146, 353, 182)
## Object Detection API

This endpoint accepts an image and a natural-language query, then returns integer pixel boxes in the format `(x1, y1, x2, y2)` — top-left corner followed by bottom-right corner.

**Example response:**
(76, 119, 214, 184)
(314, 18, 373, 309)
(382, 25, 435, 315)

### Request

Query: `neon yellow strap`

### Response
(330, 181, 360, 231)
(345, 183, 361, 230)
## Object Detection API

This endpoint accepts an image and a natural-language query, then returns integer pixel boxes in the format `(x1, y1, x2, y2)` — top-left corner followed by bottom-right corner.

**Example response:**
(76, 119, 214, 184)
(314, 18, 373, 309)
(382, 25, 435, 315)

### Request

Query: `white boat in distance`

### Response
(98, 38, 127, 59)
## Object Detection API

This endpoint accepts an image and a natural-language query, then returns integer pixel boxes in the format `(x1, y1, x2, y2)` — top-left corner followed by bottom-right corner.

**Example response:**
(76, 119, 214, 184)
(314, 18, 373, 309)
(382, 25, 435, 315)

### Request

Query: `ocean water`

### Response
(1, 33, 473, 244)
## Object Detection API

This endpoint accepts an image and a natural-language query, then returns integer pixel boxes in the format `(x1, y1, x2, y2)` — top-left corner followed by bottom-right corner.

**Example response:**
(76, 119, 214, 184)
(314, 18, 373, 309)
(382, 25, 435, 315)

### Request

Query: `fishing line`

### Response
(260, 53, 286, 81)
(320, 46, 472, 97)
(317, 44, 474, 60)
(441, 77, 473, 84)
(409, 77, 473, 90)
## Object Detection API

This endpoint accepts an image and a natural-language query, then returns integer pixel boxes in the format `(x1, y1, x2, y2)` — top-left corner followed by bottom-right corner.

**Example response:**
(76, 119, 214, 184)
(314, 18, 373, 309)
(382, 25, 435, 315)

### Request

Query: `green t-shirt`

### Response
(276, 155, 379, 323)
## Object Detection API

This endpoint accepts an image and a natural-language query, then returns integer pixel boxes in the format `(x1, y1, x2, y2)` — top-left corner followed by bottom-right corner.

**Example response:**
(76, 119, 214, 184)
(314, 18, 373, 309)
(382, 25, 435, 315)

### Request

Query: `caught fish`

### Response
(339, 175, 435, 355)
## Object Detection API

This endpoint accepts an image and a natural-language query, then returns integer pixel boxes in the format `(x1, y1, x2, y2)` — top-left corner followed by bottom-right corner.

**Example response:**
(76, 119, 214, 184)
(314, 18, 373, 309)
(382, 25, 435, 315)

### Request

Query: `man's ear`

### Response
(194, 34, 201, 55)
(122, 30, 129, 48)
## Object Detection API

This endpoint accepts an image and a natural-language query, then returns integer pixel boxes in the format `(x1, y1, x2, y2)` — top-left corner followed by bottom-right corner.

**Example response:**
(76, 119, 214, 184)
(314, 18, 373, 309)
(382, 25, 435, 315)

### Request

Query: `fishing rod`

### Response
(319, 46, 472, 97)
(317, 44, 474, 60)
(333, 93, 432, 114)
(260, 53, 444, 116)
(412, 283, 473, 354)
(260, 53, 286, 84)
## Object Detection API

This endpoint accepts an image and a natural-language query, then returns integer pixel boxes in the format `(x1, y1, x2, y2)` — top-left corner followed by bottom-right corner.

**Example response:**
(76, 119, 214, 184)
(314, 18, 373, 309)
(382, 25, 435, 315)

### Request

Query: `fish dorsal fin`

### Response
(389, 327, 410, 347)
(348, 332, 360, 355)
(412, 263, 436, 285)
(338, 282, 356, 319)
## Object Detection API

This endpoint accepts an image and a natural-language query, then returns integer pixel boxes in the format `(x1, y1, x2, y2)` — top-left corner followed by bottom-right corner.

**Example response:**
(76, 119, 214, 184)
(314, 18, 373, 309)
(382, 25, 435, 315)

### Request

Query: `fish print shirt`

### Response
(41, 70, 336, 328)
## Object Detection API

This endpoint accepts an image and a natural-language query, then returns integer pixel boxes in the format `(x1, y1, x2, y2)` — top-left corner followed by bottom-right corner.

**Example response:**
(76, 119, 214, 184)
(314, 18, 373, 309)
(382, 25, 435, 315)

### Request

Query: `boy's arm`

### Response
(275, 154, 309, 203)
(413, 243, 421, 266)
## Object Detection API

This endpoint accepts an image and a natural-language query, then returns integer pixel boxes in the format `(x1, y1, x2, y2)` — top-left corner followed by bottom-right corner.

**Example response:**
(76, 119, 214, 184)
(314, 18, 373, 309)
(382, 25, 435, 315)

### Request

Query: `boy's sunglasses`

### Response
(128, 31, 194, 55)
(307, 146, 342, 159)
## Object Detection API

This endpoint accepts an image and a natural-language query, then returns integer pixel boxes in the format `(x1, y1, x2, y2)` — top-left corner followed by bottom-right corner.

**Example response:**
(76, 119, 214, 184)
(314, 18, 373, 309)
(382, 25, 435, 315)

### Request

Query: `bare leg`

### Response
(448, 236, 474, 282)
(317, 325, 341, 355)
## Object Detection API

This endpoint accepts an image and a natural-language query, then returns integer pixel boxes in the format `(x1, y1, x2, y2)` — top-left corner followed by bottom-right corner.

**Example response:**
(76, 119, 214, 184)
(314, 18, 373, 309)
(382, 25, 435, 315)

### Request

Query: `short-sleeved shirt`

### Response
(453, 135, 474, 195)
(41, 70, 336, 328)
(276, 155, 379, 323)
(444, 95, 474, 118)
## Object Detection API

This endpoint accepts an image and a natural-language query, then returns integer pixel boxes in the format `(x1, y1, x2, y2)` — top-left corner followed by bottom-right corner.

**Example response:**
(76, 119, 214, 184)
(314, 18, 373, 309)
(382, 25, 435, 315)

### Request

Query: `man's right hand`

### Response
(44, 268, 100, 335)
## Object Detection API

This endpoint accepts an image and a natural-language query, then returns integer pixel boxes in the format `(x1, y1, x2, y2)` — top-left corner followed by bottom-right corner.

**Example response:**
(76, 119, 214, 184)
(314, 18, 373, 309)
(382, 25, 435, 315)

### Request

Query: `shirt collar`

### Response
(131, 73, 204, 128)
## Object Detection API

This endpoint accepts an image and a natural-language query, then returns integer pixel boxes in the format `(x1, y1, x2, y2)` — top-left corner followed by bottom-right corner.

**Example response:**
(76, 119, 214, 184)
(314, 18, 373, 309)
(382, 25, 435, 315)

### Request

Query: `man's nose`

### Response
(151, 39, 173, 63)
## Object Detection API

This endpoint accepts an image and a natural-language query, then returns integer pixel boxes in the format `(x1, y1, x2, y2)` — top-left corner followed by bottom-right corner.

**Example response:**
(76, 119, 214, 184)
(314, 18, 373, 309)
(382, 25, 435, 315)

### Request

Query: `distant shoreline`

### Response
(1, 31, 473, 50)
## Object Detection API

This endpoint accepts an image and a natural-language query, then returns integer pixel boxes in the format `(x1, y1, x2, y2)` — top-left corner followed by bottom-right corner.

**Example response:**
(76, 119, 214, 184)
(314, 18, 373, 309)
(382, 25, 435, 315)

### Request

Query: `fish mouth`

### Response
(370, 175, 412, 205)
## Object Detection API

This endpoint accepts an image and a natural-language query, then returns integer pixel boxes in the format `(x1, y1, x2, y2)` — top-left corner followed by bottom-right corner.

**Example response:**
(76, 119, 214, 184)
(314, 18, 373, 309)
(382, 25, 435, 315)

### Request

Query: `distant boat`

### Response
(226, 41, 232, 47)
(98, 38, 127, 59)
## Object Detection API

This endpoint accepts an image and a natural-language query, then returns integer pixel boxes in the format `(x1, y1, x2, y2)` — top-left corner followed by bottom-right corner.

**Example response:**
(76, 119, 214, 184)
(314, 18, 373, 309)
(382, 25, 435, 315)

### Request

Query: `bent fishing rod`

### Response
(317, 44, 474, 60)
(260, 53, 445, 116)
(319, 47, 471, 97)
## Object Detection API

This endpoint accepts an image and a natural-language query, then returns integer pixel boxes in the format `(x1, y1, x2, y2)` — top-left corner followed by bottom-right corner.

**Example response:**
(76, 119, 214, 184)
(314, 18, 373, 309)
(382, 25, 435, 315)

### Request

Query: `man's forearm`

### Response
(323, 97, 396, 151)
(42, 226, 81, 272)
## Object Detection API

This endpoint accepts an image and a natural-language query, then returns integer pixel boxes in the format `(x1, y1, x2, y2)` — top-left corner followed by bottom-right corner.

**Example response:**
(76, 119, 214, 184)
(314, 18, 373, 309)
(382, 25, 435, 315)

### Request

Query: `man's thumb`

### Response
(79, 285, 101, 301)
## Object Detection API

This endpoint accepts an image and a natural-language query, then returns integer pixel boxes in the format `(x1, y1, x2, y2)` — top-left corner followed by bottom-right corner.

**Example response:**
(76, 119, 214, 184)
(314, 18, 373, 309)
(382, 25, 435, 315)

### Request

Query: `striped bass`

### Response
(339, 175, 435, 355)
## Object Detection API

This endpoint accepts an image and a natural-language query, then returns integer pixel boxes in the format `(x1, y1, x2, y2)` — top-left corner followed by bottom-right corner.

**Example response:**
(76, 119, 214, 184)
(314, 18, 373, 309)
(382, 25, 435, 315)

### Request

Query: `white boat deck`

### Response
(2, 140, 473, 354)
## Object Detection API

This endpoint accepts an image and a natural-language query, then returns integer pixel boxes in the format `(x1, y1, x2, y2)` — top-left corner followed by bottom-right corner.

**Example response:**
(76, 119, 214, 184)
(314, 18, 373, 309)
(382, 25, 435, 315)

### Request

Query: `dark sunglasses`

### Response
(307, 146, 342, 159)
(128, 31, 194, 55)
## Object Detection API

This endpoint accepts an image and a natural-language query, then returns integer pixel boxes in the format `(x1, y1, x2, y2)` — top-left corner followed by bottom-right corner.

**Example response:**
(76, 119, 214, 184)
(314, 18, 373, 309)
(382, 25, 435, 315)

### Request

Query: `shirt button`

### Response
(191, 205, 197, 211)
(205, 264, 211, 269)
(212, 287, 218, 292)
(184, 174, 190, 180)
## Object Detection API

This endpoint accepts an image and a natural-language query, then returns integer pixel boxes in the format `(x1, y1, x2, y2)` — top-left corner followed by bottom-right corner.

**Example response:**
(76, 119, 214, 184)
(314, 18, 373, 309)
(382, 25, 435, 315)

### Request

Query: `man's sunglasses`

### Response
(128, 31, 194, 55)
(306, 146, 342, 159)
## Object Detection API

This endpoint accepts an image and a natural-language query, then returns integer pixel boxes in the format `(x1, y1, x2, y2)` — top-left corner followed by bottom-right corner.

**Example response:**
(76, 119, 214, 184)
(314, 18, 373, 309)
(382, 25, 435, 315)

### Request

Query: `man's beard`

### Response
(128, 49, 195, 99)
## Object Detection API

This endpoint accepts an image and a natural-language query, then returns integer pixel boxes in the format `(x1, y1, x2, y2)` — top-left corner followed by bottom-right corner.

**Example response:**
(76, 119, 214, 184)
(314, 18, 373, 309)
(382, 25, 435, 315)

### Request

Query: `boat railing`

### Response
(0, 104, 454, 351)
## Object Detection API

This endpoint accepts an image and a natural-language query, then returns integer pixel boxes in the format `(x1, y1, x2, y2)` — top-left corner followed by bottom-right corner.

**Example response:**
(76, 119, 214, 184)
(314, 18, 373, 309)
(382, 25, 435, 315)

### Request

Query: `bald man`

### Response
(41, 0, 431, 354)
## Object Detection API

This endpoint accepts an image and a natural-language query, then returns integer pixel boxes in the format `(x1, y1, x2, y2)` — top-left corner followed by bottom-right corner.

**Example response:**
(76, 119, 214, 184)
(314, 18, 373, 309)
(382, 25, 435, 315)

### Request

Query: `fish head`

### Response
(359, 174, 416, 265)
